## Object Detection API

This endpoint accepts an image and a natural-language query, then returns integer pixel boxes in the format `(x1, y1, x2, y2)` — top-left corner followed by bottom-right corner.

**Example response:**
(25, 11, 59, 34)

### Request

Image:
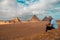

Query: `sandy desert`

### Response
(0, 15, 60, 40)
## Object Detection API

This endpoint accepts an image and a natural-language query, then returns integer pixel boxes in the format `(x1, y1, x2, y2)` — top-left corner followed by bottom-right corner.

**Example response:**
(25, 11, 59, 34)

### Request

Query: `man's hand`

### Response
(46, 23, 53, 27)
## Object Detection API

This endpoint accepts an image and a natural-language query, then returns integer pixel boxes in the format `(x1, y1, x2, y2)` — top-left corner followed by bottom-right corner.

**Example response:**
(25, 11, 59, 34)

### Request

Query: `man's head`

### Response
(48, 16, 53, 21)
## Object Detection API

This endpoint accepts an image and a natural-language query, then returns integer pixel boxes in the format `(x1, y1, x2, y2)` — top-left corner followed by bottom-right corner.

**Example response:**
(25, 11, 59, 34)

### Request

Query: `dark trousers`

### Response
(46, 26, 55, 32)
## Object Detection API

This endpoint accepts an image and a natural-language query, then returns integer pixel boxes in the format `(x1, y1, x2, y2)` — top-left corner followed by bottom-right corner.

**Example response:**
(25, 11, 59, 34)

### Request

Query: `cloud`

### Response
(0, 0, 60, 20)
(17, 0, 60, 14)
(0, 0, 17, 18)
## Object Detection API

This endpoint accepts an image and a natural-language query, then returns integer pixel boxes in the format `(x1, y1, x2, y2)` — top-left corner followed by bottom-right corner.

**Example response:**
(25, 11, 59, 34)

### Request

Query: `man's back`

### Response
(51, 19, 58, 29)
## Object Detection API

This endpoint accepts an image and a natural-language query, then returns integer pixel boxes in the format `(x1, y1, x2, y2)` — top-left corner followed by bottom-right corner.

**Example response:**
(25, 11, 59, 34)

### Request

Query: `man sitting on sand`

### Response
(46, 16, 58, 32)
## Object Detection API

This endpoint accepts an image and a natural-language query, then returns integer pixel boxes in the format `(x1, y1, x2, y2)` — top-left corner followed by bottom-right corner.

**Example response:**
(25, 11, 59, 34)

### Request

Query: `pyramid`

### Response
(12, 17, 21, 22)
(30, 15, 40, 22)
(42, 16, 48, 21)
(56, 20, 60, 22)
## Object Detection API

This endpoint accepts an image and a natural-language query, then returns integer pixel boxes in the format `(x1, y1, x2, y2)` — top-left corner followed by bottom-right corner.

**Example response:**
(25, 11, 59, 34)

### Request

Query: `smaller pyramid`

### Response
(42, 16, 48, 21)
(30, 15, 40, 22)
(12, 17, 21, 23)
(56, 20, 60, 22)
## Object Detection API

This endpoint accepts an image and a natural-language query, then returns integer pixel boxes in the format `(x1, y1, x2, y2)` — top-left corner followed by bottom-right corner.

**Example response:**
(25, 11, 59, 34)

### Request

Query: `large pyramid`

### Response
(42, 16, 48, 21)
(30, 15, 40, 22)
(12, 17, 21, 23)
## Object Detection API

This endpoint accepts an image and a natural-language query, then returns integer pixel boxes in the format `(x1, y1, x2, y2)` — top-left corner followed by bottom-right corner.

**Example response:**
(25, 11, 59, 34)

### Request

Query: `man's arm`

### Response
(46, 23, 53, 27)
(47, 24, 53, 27)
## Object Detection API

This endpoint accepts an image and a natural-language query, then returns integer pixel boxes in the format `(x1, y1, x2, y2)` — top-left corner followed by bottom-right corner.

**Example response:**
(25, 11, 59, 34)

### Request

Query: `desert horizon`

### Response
(0, 15, 60, 25)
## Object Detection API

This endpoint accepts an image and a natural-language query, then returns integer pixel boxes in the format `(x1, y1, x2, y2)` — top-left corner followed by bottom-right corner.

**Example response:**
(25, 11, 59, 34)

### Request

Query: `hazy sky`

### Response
(0, 0, 60, 20)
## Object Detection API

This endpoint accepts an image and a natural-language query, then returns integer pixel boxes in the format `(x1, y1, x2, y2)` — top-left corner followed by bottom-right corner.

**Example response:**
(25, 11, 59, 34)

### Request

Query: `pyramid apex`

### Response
(12, 17, 21, 22)
(30, 15, 40, 22)
(42, 16, 48, 21)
